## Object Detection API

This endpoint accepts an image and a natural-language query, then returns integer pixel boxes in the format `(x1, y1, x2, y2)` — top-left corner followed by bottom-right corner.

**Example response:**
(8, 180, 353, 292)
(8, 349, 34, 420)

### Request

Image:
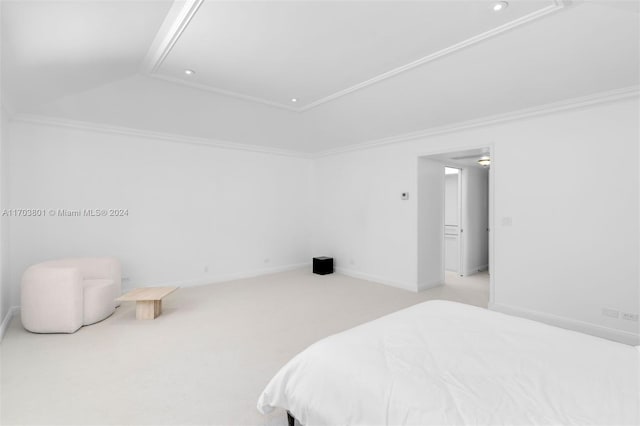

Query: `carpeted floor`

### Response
(0, 269, 489, 425)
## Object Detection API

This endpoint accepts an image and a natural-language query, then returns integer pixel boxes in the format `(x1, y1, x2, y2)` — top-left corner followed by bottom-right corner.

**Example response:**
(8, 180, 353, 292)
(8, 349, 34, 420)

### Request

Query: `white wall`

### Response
(417, 158, 445, 290)
(6, 121, 312, 307)
(308, 146, 417, 290)
(462, 167, 489, 275)
(0, 107, 9, 329)
(4, 97, 638, 344)
(312, 98, 639, 344)
(0, 0, 11, 332)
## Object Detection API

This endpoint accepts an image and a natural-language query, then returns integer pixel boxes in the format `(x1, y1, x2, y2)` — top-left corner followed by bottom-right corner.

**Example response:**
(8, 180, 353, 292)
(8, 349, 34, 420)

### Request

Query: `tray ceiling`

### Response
(146, 0, 562, 111)
(4, 0, 639, 153)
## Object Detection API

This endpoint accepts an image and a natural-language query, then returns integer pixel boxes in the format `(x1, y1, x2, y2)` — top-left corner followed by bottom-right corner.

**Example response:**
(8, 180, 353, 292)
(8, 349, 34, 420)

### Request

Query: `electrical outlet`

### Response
(264, 258, 270, 264)
(204, 265, 209, 273)
(122, 276, 131, 283)
(622, 313, 638, 322)
(602, 308, 619, 319)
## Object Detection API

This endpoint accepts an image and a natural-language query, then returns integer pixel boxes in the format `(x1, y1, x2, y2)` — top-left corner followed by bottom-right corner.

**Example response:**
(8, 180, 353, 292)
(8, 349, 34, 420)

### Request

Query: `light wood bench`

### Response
(116, 287, 178, 320)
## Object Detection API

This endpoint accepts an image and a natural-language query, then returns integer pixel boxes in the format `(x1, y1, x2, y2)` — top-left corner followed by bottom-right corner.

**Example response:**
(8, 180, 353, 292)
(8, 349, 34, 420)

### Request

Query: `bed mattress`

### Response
(258, 300, 639, 425)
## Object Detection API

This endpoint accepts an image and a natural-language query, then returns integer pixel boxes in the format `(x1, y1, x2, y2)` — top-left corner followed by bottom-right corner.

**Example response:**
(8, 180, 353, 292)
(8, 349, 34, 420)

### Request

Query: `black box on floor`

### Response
(313, 257, 333, 275)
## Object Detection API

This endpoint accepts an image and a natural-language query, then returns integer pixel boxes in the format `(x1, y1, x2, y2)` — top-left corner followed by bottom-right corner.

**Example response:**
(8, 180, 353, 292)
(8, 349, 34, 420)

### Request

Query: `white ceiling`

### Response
(149, 0, 557, 110)
(1, 0, 173, 113)
(2, 0, 639, 154)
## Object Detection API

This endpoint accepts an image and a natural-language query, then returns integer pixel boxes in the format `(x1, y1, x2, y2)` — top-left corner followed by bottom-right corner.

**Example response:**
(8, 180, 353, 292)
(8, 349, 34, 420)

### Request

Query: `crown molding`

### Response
(143, 0, 566, 112)
(10, 86, 638, 159)
(10, 114, 311, 159)
(315, 85, 640, 157)
(298, 1, 566, 112)
(147, 73, 301, 112)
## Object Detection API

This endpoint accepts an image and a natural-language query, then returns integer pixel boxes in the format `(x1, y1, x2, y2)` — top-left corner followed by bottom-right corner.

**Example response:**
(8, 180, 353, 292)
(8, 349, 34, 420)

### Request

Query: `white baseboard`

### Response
(0, 306, 20, 342)
(335, 267, 417, 292)
(463, 264, 488, 276)
(123, 262, 310, 291)
(417, 279, 444, 291)
(3, 265, 310, 339)
(489, 302, 639, 346)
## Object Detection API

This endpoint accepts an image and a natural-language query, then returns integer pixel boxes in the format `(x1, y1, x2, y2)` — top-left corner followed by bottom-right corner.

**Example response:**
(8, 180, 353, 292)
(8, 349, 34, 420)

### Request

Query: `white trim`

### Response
(10, 114, 311, 159)
(416, 143, 495, 163)
(488, 147, 496, 306)
(416, 143, 496, 305)
(298, 2, 564, 112)
(417, 279, 445, 292)
(148, 73, 301, 112)
(144, 0, 565, 112)
(10, 86, 638, 158)
(489, 302, 640, 346)
(335, 267, 417, 293)
(0, 306, 19, 341)
(317, 86, 640, 157)
(462, 264, 489, 276)
(121, 263, 310, 291)
(457, 167, 464, 277)
(3, 265, 309, 338)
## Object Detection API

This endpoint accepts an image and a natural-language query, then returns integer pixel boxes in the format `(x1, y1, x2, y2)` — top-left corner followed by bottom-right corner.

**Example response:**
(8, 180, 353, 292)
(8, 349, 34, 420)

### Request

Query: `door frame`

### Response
(417, 143, 495, 305)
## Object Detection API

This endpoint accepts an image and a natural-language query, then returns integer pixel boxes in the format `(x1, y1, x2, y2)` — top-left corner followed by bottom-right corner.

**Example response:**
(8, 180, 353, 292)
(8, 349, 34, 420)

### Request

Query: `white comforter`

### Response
(258, 300, 639, 425)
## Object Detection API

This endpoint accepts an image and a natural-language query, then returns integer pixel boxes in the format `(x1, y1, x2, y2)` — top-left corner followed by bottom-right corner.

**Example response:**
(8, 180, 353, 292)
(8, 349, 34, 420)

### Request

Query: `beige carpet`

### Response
(0, 269, 489, 426)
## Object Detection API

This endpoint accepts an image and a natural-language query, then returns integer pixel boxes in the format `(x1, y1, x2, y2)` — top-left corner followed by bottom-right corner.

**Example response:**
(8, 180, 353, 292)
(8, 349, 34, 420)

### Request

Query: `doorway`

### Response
(417, 147, 492, 303)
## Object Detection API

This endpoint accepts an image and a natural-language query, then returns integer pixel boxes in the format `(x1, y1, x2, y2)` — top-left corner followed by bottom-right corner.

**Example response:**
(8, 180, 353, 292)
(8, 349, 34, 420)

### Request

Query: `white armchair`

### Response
(21, 257, 122, 333)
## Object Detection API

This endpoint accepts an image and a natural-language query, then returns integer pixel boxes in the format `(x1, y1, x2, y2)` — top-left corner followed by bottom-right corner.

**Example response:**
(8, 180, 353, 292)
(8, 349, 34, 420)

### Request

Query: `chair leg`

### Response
(287, 411, 295, 426)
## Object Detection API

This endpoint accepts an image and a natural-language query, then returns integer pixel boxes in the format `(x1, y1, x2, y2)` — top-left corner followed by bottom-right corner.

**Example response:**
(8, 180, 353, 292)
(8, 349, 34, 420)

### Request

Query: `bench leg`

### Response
(136, 300, 161, 320)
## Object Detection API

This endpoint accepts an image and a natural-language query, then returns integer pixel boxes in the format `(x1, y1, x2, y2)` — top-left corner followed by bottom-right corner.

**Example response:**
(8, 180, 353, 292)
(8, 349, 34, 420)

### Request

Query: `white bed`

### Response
(257, 300, 639, 425)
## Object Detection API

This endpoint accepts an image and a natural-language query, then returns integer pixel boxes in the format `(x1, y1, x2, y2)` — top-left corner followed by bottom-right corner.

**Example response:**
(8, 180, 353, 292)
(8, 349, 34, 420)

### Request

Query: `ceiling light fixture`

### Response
(477, 156, 491, 167)
(184, 69, 195, 76)
(492, 1, 508, 11)
(291, 98, 298, 103)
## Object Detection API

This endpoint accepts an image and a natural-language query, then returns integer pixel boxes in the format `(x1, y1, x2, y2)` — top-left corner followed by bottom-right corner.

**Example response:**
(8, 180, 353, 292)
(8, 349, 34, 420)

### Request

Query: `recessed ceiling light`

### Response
(184, 69, 195, 76)
(493, 1, 508, 11)
(291, 98, 298, 103)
